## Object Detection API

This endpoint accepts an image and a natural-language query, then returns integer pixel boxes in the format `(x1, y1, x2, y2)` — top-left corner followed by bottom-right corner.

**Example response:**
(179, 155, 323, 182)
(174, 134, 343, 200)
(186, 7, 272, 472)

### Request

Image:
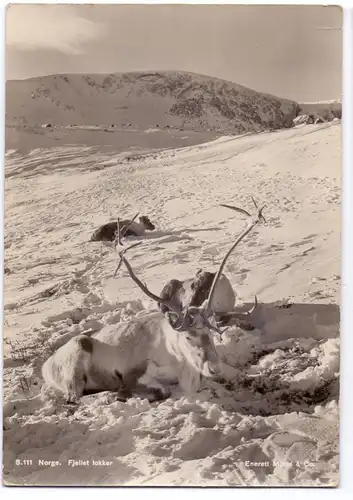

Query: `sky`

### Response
(5, 4, 342, 102)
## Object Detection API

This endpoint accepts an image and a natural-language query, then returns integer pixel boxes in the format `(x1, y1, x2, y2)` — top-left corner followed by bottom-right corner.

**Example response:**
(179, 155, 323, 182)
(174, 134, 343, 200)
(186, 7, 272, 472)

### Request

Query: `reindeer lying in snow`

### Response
(42, 199, 265, 404)
(90, 213, 155, 242)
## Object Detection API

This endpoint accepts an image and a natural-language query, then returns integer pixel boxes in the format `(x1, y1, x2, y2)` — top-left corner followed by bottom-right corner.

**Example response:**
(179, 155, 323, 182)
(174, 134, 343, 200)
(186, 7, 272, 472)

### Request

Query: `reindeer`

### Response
(42, 200, 265, 404)
(90, 213, 155, 242)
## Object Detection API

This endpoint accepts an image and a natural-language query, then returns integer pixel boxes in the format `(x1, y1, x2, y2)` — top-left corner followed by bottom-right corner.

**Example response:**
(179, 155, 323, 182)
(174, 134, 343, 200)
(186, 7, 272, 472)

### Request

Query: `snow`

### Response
(300, 99, 341, 105)
(3, 121, 340, 486)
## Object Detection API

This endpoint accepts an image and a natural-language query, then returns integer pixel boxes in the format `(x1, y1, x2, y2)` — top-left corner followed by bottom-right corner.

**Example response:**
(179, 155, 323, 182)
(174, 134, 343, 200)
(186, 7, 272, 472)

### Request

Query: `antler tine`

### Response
(204, 315, 230, 341)
(219, 204, 252, 218)
(114, 218, 124, 249)
(205, 199, 265, 316)
(115, 242, 179, 313)
(251, 196, 258, 209)
(121, 212, 140, 238)
(258, 205, 267, 224)
(220, 199, 266, 223)
(216, 295, 258, 323)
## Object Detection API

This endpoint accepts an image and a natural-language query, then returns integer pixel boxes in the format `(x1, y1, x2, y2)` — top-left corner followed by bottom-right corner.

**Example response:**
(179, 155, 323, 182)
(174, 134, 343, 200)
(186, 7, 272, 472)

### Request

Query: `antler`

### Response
(221, 197, 267, 223)
(204, 198, 266, 317)
(114, 199, 265, 337)
(114, 240, 181, 318)
(204, 313, 231, 338)
(114, 241, 142, 276)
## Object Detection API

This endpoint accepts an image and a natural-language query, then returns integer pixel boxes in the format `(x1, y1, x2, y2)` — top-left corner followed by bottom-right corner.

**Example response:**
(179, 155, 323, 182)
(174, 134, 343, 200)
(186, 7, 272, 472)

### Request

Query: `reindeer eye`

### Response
(185, 331, 197, 339)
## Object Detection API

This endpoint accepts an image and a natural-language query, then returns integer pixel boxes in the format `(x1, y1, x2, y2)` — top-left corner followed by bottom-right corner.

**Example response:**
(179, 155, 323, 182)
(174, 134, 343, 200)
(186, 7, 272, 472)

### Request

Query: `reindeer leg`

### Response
(66, 376, 86, 405)
(136, 373, 172, 402)
(62, 344, 89, 404)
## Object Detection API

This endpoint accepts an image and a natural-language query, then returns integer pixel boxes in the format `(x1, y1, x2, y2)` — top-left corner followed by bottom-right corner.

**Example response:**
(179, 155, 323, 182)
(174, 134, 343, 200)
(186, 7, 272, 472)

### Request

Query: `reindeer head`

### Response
(139, 215, 155, 231)
(165, 305, 221, 377)
(114, 198, 266, 378)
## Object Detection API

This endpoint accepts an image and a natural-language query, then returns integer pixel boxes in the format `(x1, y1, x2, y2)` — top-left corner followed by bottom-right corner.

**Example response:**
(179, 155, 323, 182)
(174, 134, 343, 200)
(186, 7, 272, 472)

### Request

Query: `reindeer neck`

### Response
(127, 221, 146, 236)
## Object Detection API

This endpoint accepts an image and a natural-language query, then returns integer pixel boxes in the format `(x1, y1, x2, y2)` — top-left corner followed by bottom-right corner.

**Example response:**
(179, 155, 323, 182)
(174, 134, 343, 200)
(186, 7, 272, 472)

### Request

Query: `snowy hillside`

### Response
(3, 120, 340, 486)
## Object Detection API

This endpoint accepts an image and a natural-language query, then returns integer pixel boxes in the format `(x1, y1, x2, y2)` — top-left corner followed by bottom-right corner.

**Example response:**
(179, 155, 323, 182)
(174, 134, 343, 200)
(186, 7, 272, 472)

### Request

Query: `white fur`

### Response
(42, 336, 125, 402)
(160, 273, 237, 317)
(183, 273, 236, 312)
(125, 220, 148, 237)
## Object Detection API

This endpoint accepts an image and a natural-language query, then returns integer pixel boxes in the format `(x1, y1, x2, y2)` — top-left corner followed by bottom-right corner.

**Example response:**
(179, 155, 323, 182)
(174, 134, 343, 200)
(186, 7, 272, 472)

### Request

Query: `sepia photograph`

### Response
(3, 2, 342, 487)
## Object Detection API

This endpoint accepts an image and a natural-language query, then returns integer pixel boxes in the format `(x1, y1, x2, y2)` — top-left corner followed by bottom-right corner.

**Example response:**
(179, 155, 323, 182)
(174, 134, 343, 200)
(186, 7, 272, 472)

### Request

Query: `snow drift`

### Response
(3, 120, 340, 486)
